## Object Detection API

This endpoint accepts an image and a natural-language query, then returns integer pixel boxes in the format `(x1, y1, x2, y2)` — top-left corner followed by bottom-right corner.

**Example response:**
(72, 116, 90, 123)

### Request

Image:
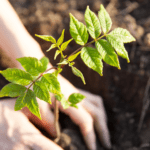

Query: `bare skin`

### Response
(0, 0, 111, 149)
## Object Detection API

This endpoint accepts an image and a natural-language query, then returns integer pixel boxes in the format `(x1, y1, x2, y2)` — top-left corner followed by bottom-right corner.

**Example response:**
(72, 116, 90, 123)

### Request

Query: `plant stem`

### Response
(67, 34, 106, 59)
(27, 66, 57, 90)
(54, 98, 60, 143)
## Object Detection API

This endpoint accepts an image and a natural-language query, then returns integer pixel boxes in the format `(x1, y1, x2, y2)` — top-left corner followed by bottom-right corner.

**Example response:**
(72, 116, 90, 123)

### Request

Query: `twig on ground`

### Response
(138, 77, 150, 132)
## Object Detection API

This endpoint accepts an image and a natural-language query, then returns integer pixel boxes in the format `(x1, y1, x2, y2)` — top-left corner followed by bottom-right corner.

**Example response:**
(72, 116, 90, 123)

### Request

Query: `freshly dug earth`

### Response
(1, 0, 150, 149)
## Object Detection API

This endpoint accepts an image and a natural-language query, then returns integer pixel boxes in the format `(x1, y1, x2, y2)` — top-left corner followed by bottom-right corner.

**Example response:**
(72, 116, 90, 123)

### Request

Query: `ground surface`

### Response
(1, 0, 150, 149)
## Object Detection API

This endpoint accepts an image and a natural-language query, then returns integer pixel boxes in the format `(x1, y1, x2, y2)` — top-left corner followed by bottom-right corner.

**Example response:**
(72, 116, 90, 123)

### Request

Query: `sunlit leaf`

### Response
(40, 57, 49, 72)
(95, 39, 120, 69)
(108, 27, 136, 43)
(70, 14, 89, 45)
(68, 51, 81, 62)
(68, 93, 85, 104)
(0, 83, 26, 98)
(107, 34, 130, 62)
(35, 34, 56, 43)
(55, 94, 70, 109)
(71, 66, 86, 84)
(57, 29, 65, 46)
(33, 81, 51, 104)
(85, 6, 101, 39)
(46, 44, 57, 52)
(81, 47, 103, 76)
(54, 50, 60, 60)
(57, 59, 68, 65)
(17, 57, 43, 76)
(41, 73, 61, 94)
(61, 39, 73, 51)
(25, 89, 41, 119)
(98, 4, 112, 34)
(0, 68, 33, 86)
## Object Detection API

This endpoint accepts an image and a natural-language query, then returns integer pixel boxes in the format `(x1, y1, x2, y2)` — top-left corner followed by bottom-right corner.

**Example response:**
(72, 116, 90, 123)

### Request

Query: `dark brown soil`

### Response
(1, 0, 150, 149)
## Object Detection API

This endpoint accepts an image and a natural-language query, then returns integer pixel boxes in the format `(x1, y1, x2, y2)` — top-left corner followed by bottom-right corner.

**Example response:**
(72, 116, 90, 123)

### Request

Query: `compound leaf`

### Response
(95, 39, 120, 69)
(68, 93, 85, 104)
(17, 57, 43, 76)
(71, 66, 86, 84)
(0, 83, 26, 98)
(0, 68, 33, 86)
(61, 38, 73, 51)
(85, 6, 101, 39)
(68, 51, 81, 62)
(35, 34, 56, 43)
(57, 29, 65, 46)
(33, 81, 51, 104)
(41, 73, 61, 95)
(70, 14, 89, 45)
(107, 34, 130, 62)
(108, 27, 136, 43)
(81, 47, 103, 76)
(98, 4, 112, 34)
(40, 57, 49, 72)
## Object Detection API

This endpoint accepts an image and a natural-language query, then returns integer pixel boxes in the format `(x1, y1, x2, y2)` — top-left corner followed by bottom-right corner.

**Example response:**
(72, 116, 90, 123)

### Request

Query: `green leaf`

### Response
(54, 50, 60, 60)
(70, 13, 89, 45)
(14, 92, 27, 111)
(55, 94, 70, 109)
(25, 89, 41, 119)
(0, 83, 26, 98)
(35, 34, 56, 43)
(107, 34, 130, 62)
(108, 27, 136, 43)
(98, 4, 112, 34)
(57, 29, 65, 46)
(85, 6, 101, 39)
(0, 68, 33, 86)
(41, 73, 61, 94)
(81, 47, 103, 76)
(46, 44, 57, 52)
(68, 93, 85, 104)
(61, 39, 73, 51)
(70, 103, 78, 108)
(52, 68, 62, 76)
(95, 39, 120, 69)
(40, 57, 49, 72)
(71, 66, 86, 84)
(17, 57, 43, 76)
(33, 81, 51, 104)
(57, 59, 68, 65)
(15, 89, 41, 119)
(68, 51, 81, 62)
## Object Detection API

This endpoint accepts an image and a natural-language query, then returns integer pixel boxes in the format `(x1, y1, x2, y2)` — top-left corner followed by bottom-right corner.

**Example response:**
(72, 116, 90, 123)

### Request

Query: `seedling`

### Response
(0, 5, 135, 143)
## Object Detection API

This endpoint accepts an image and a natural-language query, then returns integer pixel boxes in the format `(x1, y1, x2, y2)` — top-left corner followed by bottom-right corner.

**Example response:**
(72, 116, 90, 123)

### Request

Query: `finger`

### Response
(60, 104, 96, 150)
(82, 100, 111, 149)
(0, 99, 62, 150)
(22, 99, 57, 137)
(23, 131, 63, 150)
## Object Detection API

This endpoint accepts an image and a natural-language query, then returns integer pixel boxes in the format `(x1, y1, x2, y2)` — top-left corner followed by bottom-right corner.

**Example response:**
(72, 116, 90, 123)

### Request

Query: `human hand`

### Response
(0, 99, 63, 150)
(23, 73, 111, 150)
(57, 76, 111, 150)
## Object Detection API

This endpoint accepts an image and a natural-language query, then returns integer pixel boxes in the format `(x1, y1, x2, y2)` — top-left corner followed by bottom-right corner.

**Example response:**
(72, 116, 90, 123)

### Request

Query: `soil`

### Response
(1, 0, 150, 149)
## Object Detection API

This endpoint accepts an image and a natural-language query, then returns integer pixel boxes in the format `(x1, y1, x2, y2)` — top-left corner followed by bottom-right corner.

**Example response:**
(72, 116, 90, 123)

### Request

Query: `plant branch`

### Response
(27, 66, 57, 89)
(67, 34, 106, 59)
(54, 98, 60, 143)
